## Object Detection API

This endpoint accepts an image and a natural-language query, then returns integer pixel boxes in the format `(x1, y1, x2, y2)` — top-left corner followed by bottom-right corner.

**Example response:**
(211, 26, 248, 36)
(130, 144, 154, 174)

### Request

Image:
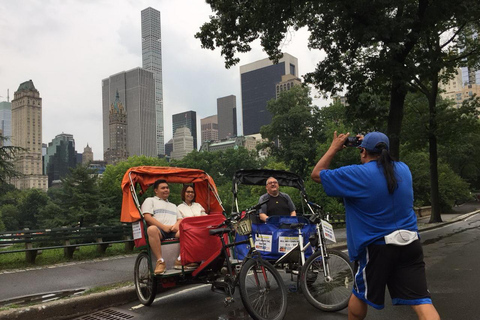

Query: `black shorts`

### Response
(353, 239, 432, 309)
(157, 227, 177, 240)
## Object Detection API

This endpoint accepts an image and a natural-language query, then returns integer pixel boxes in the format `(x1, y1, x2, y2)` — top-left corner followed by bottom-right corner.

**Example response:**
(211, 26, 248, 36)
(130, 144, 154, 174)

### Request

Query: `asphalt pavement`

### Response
(1, 201, 479, 320)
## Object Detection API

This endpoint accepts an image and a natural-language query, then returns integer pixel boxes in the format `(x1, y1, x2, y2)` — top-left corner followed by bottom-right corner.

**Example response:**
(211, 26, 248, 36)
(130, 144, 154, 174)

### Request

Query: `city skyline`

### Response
(0, 1, 328, 160)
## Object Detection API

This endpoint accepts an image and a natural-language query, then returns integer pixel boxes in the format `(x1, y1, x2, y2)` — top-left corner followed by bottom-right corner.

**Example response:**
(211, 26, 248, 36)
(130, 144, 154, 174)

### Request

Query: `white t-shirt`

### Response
(141, 196, 181, 226)
(177, 202, 207, 218)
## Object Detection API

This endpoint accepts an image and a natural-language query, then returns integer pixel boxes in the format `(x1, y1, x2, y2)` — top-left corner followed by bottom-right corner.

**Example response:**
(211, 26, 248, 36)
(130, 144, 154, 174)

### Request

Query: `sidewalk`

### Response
(1, 207, 479, 320)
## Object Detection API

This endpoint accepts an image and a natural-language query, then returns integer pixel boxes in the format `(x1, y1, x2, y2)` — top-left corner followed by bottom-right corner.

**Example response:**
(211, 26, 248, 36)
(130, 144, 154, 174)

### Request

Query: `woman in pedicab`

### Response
(120, 166, 288, 320)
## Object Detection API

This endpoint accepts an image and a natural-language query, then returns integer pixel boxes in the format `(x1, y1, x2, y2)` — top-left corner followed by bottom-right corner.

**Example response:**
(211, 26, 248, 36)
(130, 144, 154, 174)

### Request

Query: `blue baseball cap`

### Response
(359, 132, 389, 152)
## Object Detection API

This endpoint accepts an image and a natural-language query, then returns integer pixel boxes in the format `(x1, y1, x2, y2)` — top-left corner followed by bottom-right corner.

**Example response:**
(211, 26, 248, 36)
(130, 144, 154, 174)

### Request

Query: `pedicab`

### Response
(232, 169, 354, 312)
(121, 166, 287, 320)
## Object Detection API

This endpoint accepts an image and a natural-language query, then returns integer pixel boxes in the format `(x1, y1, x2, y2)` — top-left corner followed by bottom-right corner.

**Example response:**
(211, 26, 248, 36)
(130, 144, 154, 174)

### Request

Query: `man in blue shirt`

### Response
(311, 131, 439, 320)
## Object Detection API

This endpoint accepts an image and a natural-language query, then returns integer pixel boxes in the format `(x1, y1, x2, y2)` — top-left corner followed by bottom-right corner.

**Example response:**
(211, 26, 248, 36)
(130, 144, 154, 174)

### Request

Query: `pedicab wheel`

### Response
(134, 252, 157, 306)
(300, 249, 353, 312)
(238, 258, 288, 320)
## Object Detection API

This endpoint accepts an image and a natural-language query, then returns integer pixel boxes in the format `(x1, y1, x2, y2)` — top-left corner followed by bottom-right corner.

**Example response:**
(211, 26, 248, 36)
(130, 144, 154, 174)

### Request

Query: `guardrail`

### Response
(0, 224, 134, 263)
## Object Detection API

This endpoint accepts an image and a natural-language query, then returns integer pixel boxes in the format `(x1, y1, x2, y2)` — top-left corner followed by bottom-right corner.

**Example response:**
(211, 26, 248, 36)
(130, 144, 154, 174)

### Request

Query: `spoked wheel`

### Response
(239, 258, 288, 320)
(134, 252, 157, 306)
(300, 249, 353, 312)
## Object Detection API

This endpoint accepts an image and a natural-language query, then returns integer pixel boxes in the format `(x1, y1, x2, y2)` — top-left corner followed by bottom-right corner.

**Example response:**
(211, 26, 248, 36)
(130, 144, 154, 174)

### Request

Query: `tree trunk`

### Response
(428, 76, 442, 223)
(387, 81, 407, 160)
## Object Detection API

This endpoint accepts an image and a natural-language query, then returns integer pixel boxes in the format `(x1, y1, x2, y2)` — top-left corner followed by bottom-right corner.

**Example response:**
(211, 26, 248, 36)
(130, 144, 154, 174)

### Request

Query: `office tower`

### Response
(83, 144, 93, 165)
(171, 127, 194, 160)
(11, 80, 48, 190)
(104, 90, 128, 164)
(45, 133, 77, 187)
(172, 111, 197, 149)
(0, 100, 12, 146)
(276, 74, 302, 99)
(217, 95, 237, 140)
(102, 67, 156, 160)
(201, 115, 218, 143)
(240, 53, 298, 135)
(164, 139, 173, 157)
(142, 7, 164, 156)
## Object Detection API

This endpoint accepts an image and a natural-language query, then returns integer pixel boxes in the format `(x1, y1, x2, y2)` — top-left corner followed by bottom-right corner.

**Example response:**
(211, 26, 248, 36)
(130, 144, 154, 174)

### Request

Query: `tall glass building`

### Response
(240, 53, 298, 136)
(0, 101, 12, 146)
(217, 95, 237, 140)
(141, 7, 164, 156)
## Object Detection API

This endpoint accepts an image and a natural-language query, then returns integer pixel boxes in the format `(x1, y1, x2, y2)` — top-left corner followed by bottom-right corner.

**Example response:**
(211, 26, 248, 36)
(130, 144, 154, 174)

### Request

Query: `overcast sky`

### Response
(0, 0, 328, 160)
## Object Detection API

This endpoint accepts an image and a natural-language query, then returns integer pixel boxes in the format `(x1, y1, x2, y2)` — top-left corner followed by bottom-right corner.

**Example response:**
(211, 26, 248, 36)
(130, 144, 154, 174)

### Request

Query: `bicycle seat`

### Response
(209, 227, 231, 235)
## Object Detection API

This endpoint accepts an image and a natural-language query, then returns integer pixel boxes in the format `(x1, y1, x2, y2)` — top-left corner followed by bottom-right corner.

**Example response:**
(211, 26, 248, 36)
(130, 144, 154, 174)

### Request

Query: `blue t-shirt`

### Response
(320, 161, 417, 261)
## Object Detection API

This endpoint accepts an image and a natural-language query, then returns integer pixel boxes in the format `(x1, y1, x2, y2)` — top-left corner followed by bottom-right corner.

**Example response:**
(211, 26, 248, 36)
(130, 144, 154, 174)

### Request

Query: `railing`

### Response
(0, 224, 134, 263)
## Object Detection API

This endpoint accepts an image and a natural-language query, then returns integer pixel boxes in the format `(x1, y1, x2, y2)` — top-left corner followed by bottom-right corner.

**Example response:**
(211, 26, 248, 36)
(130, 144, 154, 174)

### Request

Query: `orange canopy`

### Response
(120, 166, 224, 222)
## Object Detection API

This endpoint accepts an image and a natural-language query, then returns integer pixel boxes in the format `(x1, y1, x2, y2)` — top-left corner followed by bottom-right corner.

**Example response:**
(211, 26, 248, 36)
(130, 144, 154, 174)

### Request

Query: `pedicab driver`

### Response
(141, 179, 182, 275)
(311, 131, 440, 320)
(258, 177, 297, 222)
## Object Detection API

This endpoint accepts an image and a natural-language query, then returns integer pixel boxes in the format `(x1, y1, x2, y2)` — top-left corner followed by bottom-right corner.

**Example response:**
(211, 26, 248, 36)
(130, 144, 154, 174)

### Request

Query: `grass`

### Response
(0, 243, 137, 271)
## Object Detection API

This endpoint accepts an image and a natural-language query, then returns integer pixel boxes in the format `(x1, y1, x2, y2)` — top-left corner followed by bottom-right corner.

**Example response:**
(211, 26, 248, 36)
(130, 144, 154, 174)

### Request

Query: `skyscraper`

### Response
(201, 115, 218, 143)
(217, 95, 237, 140)
(142, 7, 164, 156)
(45, 133, 77, 187)
(0, 100, 12, 146)
(11, 80, 48, 190)
(104, 90, 128, 164)
(172, 111, 197, 149)
(275, 74, 302, 99)
(171, 127, 194, 160)
(83, 144, 93, 165)
(102, 67, 156, 159)
(240, 53, 298, 135)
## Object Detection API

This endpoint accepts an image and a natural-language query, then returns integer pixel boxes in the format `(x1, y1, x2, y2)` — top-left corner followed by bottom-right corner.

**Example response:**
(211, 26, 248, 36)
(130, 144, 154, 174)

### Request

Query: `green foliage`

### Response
(402, 151, 471, 212)
(0, 134, 24, 185)
(16, 189, 50, 229)
(172, 147, 262, 185)
(259, 86, 320, 177)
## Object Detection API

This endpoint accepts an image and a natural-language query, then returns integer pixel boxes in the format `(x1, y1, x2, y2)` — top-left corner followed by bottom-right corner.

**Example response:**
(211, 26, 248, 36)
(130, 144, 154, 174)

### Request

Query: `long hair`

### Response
(368, 143, 397, 194)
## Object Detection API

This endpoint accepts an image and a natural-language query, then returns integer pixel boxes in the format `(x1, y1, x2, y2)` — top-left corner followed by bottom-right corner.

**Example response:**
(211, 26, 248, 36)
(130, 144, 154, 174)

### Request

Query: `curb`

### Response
(0, 286, 137, 320)
(417, 210, 480, 232)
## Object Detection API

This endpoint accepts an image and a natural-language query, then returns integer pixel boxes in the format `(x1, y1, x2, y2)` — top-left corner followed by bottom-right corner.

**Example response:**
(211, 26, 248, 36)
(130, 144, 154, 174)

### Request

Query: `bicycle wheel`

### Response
(134, 252, 157, 306)
(239, 258, 288, 320)
(300, 249, 353, 312)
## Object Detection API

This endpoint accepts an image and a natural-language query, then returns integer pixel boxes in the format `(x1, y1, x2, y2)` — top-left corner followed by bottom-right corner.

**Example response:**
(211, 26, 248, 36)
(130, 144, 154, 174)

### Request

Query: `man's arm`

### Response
(144, 213, 171, 232)
(311, 131, 349, 184)
(282, 192, 297, 217)
(258, 194, 269, 222)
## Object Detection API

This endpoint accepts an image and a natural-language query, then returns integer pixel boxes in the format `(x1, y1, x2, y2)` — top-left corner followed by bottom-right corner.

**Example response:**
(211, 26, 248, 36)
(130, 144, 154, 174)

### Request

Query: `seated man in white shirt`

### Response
(141, 179, 182, 274)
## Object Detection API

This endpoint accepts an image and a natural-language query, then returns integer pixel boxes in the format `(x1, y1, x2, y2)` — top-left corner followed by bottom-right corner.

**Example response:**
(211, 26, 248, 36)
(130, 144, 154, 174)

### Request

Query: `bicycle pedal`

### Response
(224, 296, 234, 306)
(291, 270, 299, 275)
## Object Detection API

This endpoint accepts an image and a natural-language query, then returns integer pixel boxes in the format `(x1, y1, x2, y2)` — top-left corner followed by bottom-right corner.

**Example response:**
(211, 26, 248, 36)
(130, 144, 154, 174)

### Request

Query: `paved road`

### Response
(82, 211, 480, 320)
(0, 255, 136, 301)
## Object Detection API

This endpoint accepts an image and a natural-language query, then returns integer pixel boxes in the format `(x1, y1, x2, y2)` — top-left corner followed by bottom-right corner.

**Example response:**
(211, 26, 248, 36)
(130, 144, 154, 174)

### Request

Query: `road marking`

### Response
(131, 284, 210, 310)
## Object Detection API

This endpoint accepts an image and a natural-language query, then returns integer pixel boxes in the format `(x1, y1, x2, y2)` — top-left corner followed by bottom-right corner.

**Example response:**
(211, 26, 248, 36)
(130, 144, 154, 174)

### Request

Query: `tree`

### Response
(405, 10, 480, 221)
(0, 134, 23, 185)
(259, 85, 320, 177)
(196, 0, 480, 158)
